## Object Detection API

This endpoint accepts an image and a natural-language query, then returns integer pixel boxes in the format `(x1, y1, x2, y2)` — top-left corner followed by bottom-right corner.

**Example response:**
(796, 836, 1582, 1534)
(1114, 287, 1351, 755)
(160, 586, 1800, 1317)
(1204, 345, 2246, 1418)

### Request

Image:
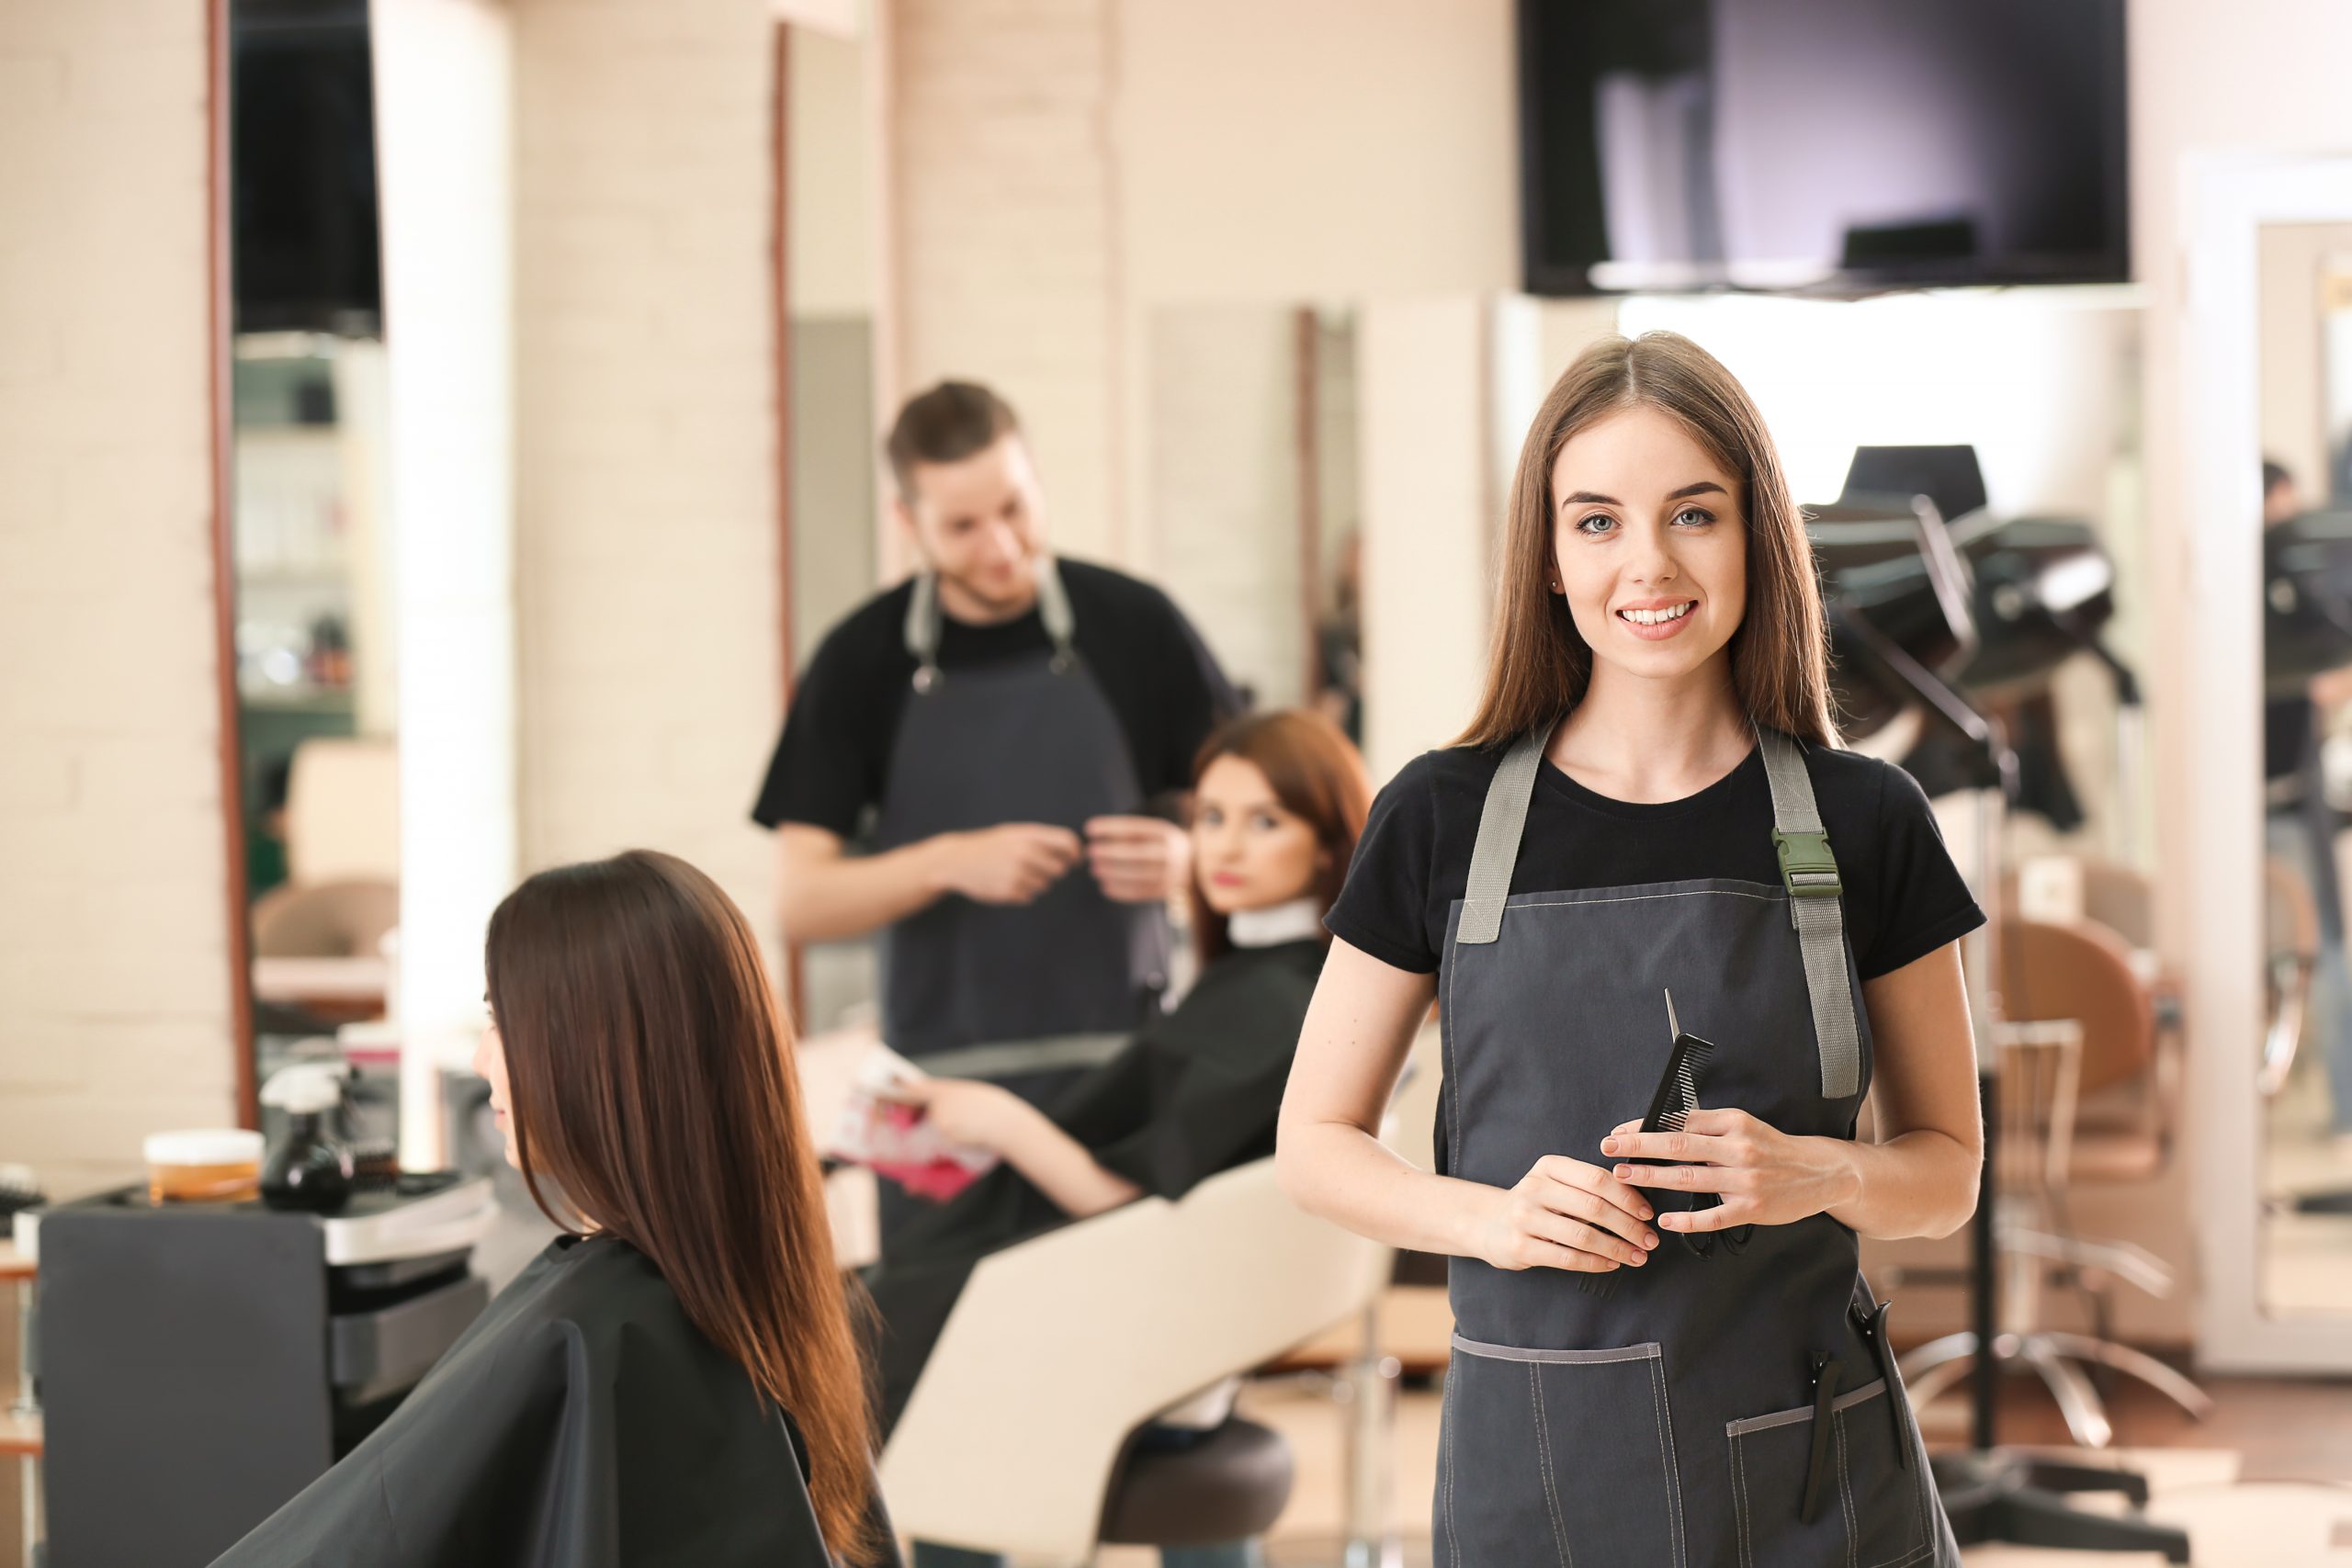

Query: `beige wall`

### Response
(1115, 0, 1517, 309)
(511, 0, 785, 959)
(888, 0, 1124, 562)
(0, 0, 235, 1197)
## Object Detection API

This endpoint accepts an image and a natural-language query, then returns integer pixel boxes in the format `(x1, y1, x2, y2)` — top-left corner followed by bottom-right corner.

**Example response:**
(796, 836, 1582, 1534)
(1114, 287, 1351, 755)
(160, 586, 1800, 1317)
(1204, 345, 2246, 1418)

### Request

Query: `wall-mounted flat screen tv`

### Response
(1519, 0, 2129, 295)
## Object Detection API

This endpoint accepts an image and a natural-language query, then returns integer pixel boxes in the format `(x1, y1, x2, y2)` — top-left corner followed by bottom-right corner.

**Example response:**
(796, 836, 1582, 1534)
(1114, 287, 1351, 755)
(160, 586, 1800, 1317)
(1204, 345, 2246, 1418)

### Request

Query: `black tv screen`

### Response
(232, 0, 381, 334)
(1518, 0, 2129, 296)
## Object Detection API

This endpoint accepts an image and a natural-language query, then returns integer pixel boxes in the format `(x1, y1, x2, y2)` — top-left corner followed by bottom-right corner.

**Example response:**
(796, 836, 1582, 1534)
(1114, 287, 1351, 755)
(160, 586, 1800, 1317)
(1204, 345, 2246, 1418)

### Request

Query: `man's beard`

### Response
(937, 554, 1039, 616)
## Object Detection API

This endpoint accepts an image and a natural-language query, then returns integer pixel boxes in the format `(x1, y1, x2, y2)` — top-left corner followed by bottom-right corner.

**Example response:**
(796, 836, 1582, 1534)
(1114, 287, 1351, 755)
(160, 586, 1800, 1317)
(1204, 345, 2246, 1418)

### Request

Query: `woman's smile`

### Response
(1615, 595, 1700, 640)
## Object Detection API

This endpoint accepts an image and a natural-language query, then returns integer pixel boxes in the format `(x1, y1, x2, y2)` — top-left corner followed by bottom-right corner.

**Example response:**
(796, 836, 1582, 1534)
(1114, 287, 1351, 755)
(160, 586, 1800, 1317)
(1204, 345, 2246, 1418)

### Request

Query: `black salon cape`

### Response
(864, 937, 1326, 1437)
(210, 1234, 891, 1568)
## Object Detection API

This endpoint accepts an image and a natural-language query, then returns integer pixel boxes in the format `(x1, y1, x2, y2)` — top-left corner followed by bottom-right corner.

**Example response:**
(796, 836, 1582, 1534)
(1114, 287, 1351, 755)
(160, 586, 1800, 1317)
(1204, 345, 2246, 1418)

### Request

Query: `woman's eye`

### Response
(1574, 513, 1618, 536)
(1202, 807, 1224, 828)
(1673, 507, 1716, 527)
(1250, 812, 1281, 832)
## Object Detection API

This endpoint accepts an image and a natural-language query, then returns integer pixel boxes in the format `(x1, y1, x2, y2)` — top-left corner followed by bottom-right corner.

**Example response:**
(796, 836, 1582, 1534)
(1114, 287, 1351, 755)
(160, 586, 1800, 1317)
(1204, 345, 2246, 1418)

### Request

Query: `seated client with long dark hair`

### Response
(213, 851, 891, 1568)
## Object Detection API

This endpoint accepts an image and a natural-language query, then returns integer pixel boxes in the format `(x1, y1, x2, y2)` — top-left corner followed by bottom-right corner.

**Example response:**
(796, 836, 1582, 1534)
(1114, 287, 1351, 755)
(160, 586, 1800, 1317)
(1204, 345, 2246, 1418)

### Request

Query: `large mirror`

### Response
(2256, 222, 2352, 1317)
(1143, 303, 1363, 730)
(227, 0, 401, 1152)
(780, 22, 888, 1042)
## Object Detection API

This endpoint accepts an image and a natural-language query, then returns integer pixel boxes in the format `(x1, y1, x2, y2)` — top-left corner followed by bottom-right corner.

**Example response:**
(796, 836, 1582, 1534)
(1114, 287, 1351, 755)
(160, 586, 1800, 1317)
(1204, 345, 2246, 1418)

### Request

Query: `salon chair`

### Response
(251, 877, 398, 960)
(878, 1156, 1391, 1562)
(2260, 855, 2320, 1101)
(879, 1034, 1440, 1564)
(1902, 915, 2210, 1448)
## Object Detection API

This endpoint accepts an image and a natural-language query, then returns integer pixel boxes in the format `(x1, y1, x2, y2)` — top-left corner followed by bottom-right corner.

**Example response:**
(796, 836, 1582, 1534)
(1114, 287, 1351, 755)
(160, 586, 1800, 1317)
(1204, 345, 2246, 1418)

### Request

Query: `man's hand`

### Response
(1083, 815, 1191, 904)
(933, 824, 1084, 905)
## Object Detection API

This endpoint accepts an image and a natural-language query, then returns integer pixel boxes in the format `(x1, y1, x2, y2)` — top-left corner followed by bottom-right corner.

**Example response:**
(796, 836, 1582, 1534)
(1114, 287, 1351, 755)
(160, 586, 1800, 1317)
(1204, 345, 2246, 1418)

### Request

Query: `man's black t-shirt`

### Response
(752, 558, 1241, 837)
(1327, 738, 1984, 981)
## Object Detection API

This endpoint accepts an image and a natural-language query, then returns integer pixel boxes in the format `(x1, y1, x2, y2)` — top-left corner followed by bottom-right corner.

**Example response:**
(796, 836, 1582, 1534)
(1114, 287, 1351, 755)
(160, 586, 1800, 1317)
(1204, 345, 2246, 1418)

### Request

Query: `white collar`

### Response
(1227, 897, 1325, 949)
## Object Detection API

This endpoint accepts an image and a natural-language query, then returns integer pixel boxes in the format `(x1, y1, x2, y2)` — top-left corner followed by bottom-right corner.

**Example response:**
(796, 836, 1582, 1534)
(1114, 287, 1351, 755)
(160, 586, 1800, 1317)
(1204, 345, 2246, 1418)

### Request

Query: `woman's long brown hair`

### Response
(1189, 708, 1373, 966)
(486, 850, 876, 1562)
(1455, 331, 1838, 750)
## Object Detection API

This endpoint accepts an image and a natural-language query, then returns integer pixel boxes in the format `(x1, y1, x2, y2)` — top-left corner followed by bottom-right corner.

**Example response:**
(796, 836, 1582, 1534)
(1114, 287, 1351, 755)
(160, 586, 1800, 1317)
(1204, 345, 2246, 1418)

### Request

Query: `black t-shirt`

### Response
(752, 558, 1241, 837)
(1327, 738, 1984, 982)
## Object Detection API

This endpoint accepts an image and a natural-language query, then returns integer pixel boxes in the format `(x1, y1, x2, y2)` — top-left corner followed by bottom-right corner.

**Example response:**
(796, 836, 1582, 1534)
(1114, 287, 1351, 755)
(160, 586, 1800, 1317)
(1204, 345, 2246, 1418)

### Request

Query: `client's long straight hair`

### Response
(485, 850, 876, 1561)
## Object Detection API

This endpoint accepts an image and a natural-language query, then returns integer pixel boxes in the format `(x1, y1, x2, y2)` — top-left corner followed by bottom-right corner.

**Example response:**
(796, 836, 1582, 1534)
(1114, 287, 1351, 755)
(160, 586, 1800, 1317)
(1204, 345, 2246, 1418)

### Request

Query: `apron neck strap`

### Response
(1456, 724, 1553, 945)
(1454, 719, 1862, 1100)
(904, 556, 1078, 688)
(1754, 726, 1862, 1099)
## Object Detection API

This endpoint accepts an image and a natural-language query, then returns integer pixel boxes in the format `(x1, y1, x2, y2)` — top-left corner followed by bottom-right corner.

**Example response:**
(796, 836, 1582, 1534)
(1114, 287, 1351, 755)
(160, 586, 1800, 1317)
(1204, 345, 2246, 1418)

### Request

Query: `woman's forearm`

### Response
(1276, 1114, 1498, 1259)
(1823, 1127, 1978, 1240)
(989, 1098, 1142, 1219)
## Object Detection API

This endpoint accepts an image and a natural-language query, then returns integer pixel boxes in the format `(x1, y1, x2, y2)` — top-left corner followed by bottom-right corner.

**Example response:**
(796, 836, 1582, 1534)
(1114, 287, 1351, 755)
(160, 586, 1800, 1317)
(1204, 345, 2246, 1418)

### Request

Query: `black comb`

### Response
(1580, 990, 1741, 1296)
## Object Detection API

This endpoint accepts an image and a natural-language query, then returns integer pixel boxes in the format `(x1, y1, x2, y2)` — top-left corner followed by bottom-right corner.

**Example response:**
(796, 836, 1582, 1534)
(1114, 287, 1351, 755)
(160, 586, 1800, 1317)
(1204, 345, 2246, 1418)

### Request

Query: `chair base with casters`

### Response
(1900, 1328, 2212, 1450)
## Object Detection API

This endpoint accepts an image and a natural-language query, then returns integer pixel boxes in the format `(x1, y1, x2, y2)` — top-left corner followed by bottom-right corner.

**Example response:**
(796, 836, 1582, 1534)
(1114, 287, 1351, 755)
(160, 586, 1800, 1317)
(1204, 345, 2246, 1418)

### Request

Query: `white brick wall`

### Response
(511, 0, 785, 958)
(890, 0, 1123, 562)
(0, 0, 234, 1197)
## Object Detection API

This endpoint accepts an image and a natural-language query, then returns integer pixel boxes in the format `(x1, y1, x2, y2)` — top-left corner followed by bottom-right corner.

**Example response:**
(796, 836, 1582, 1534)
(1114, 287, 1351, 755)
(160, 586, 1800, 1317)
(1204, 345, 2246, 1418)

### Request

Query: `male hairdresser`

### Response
(753, 381, 1239, 1245)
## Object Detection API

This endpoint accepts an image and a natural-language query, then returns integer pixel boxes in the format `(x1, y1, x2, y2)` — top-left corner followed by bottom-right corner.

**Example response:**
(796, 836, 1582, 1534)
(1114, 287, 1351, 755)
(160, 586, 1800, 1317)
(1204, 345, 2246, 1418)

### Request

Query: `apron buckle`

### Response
(1772, 828, 1843, 900)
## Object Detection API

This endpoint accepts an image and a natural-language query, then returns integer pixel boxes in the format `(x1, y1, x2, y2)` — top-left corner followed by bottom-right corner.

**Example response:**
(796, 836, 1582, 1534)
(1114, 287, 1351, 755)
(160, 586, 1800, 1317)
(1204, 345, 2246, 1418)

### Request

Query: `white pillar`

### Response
(370, 0, 518, 1171)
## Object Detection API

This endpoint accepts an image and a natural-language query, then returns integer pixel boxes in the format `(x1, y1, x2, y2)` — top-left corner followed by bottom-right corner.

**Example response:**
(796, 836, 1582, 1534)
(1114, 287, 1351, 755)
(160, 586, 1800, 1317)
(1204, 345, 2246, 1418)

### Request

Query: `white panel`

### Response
(1358, 299, 1494, 785)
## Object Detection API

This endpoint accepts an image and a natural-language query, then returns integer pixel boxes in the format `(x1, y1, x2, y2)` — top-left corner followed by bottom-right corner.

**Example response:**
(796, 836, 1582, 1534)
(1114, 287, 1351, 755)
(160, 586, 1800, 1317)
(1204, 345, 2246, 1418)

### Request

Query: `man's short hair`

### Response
(2264, 457, 2294, 497)
(886, 381, 1022, 502)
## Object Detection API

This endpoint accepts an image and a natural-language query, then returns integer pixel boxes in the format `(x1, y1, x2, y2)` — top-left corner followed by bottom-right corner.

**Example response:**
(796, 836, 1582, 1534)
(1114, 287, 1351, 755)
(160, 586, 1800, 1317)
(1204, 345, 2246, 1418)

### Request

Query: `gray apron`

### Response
(1433, 725, 1957, 1568)
(869, 556, 1170, 1081)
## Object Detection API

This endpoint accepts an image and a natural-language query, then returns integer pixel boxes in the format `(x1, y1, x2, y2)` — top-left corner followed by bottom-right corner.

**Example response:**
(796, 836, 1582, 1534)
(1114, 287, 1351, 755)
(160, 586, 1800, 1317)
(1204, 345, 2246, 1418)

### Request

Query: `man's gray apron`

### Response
(870, 555, 1170, 1089)
(1434, 725, 1957, 1568)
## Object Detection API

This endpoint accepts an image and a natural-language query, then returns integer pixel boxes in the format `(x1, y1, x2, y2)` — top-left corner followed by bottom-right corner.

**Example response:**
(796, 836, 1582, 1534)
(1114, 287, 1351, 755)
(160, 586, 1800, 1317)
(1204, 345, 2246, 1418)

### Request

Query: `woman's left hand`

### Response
(1599, 1109, 1860, 1232)
(888, 1077, 1022, 1154)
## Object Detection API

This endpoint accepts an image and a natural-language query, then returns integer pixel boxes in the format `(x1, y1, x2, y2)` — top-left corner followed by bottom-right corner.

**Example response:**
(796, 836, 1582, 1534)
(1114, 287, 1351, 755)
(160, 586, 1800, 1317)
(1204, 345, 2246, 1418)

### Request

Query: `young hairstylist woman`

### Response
(214, 852, 891, 1568)
(1277, 333, 1982, 1568)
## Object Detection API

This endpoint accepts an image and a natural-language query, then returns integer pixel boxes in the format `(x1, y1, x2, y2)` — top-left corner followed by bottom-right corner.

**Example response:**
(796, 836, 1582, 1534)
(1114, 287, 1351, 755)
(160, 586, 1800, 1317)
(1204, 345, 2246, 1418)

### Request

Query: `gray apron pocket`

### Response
(1438, 1336, 1687, 1568)
(1725, 1380, 1932, 1568)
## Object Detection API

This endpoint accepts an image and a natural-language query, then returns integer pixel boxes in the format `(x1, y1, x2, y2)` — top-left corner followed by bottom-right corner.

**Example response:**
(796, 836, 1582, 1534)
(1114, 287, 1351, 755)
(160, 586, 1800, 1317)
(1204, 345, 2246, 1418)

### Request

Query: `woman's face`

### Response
(1192, 754, 1326, 916)
(471, 1018, 522, 1170)
(1550, 406, 1747, 687)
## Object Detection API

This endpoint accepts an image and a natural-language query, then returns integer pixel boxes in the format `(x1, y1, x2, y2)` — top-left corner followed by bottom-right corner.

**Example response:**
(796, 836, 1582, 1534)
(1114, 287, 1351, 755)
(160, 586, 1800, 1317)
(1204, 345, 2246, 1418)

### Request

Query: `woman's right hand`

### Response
(1466, 1156, 1662, 1273)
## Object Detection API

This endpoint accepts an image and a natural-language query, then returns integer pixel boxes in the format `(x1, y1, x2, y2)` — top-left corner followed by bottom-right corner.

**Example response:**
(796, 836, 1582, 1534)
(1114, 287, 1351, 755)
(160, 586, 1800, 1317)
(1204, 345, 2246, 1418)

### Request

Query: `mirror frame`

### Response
(207, 0, 260, 1130)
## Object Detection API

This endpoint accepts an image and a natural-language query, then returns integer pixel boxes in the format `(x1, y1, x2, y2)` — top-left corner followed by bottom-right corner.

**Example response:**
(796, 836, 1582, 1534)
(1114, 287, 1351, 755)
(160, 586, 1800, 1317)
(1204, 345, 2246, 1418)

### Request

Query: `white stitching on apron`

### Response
(1649, 1353, 1689, 1568)
(1528, 1363, 1575, 1568)
(1730, 1428, 1753, 1568)
(1441, 1355, 1461, 1568)
(1502, 888, 1783, 911)
(1443, 935, 1464, 1173)
(1451, 1335, 1661, 1365)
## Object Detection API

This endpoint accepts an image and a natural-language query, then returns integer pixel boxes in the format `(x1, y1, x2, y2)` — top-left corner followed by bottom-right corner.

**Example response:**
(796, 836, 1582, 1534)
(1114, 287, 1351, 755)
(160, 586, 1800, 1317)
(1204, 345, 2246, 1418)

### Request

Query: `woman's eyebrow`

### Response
(1557, 479, 1730, 512)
